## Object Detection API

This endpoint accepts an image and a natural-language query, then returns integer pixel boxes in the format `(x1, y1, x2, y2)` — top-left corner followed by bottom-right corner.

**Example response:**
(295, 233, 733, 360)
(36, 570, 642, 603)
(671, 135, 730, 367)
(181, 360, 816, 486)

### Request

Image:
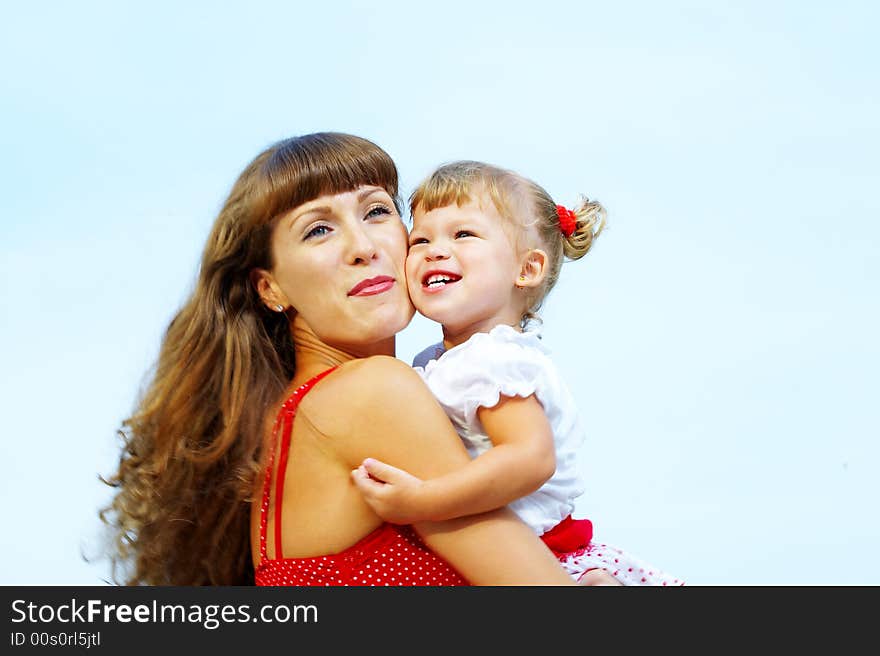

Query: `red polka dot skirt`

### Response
(558, 542, 685, 586)
(540, 514, 684, 586)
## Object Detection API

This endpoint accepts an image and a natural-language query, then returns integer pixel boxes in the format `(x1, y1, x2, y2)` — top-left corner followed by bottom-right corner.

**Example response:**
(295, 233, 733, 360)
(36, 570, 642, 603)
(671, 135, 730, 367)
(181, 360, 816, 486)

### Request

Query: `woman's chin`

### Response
(364, 302, 415, 343)
(389, 304, 416, 334)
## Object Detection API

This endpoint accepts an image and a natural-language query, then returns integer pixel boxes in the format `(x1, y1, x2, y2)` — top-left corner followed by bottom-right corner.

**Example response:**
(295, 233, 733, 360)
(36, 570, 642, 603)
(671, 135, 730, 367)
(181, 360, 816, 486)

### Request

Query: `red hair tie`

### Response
(556, 205, 577, 237)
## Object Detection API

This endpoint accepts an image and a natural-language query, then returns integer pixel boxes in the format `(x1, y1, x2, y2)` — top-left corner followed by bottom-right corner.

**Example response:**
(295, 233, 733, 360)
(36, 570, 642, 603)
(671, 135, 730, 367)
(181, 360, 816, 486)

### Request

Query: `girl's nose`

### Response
(424, 242, 450, 262)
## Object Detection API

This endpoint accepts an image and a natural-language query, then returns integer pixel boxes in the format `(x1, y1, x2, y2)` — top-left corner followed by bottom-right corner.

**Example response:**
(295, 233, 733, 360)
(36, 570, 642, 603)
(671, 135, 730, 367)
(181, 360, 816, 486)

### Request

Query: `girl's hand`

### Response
(351, 458, 431, 524)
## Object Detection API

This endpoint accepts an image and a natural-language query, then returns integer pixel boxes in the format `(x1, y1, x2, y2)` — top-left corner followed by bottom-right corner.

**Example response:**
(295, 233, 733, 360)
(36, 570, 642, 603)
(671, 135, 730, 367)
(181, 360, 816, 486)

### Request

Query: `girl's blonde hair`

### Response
(100, 132, 399, 585)
(410, 160, 605, 327)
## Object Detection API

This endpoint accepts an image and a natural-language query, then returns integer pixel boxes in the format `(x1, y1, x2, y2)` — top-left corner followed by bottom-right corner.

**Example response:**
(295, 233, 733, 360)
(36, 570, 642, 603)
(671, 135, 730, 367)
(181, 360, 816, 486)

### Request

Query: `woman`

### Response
(101, 132, 574, 585)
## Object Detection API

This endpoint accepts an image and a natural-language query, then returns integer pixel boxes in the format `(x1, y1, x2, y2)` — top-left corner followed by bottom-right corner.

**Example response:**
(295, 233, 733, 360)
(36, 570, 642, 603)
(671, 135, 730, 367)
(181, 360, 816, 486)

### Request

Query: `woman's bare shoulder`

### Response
(317, 355, 430, 405)
(299, 355, 468, 472)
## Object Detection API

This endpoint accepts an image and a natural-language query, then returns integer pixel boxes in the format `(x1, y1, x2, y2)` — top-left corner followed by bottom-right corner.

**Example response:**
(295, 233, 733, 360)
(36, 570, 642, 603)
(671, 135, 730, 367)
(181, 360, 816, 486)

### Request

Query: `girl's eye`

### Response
(366, 205, 393, 219)
(455, 230, 474, 239)
(304, 225, 331, 240)
(409, 236, 428, 247)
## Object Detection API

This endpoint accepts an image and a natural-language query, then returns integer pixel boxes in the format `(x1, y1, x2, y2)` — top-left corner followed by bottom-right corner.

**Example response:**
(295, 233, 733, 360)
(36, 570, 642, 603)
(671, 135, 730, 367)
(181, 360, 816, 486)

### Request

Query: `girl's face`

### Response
(406, 194, 526, 346)
(257, 185, 414, 355)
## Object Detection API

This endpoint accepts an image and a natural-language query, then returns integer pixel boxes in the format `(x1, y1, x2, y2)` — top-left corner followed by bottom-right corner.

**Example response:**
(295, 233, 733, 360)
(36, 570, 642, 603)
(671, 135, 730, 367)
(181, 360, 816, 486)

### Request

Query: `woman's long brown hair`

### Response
(100, 133, 400, 584)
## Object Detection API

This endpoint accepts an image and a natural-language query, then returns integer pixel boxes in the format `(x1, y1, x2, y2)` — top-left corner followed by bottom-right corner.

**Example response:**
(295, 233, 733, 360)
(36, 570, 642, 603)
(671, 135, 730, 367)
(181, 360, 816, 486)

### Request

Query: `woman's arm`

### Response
(353, 394, 555, 523)
(304, 356, 573, 585)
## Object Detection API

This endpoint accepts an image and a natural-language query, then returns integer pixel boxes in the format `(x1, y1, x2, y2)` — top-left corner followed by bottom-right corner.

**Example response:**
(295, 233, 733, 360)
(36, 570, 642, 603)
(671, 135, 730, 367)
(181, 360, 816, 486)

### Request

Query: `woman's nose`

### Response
(346, 223, 379, 264)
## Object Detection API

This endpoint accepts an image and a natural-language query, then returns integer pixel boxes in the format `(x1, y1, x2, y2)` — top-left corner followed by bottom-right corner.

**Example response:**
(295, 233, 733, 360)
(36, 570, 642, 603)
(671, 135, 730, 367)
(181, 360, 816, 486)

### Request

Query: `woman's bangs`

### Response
(259, 134, 400, 223)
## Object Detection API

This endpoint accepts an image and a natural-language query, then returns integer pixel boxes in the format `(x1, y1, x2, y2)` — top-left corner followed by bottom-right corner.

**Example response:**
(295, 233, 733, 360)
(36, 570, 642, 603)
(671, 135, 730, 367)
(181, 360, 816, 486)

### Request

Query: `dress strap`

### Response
(258, 366, 339, 564)
(258, 413, 283, 564)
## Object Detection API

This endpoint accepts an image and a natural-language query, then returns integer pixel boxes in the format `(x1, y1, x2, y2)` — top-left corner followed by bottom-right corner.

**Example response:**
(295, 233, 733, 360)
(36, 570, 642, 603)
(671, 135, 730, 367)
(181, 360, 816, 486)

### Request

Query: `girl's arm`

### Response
(311, 355, 572, 585)
(352, 392, 556, 524)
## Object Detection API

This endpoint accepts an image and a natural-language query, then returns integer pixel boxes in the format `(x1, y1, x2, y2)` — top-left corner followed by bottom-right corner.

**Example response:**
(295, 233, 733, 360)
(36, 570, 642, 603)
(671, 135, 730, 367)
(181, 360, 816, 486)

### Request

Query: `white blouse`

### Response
(413, 325, 586, 535)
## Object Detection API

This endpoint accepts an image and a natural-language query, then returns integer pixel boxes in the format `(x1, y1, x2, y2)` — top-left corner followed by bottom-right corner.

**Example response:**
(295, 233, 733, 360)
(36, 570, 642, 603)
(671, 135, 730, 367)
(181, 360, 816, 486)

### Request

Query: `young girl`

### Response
(351, 160, 683, 586)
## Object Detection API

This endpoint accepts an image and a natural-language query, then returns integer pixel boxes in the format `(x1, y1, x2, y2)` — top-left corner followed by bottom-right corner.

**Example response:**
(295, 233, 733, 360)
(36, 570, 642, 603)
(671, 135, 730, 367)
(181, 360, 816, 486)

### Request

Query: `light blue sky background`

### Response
(2, 1, 877, 585)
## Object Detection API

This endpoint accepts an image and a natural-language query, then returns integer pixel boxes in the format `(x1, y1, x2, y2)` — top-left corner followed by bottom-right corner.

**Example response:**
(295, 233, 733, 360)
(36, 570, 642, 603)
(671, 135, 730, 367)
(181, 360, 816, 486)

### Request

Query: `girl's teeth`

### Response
(424, 273, 460, 287)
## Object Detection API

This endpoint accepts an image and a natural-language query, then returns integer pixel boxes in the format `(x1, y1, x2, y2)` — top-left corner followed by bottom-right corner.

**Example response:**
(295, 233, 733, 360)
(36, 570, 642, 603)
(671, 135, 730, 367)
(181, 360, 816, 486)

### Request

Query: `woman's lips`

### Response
(348, 275, 395, 297)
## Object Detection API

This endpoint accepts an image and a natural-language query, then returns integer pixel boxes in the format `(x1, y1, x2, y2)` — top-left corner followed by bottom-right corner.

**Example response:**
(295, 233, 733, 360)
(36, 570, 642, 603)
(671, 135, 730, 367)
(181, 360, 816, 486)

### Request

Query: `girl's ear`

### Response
(516, 249, 548, 289)
(250, 268, 289, 311)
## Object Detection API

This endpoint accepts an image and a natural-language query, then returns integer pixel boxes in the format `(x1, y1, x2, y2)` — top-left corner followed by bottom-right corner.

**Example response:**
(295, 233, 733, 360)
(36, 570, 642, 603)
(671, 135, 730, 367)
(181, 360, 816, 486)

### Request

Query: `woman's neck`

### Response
(290, 314, 396, 380)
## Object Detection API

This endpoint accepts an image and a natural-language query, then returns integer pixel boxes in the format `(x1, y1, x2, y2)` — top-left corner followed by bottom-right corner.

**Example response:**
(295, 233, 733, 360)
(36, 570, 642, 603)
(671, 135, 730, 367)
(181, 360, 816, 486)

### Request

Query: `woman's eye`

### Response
(366, 205, 392, 219)
(304, 225, 331, 240)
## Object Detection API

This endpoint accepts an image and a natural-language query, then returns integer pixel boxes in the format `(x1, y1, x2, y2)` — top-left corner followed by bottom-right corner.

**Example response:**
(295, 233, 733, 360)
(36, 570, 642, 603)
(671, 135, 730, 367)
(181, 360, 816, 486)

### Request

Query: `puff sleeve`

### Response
(419, 326, 555, 433)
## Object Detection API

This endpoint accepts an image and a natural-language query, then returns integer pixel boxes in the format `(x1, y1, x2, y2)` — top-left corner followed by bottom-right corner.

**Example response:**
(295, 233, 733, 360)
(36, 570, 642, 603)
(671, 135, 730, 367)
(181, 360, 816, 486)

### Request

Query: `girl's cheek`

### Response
(404, 265, 419, 294)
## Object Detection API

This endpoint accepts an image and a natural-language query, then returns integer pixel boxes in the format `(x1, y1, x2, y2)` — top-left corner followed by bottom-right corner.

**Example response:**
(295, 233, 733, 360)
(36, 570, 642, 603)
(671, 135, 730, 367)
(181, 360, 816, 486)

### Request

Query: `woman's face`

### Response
(257, 185, 413, 354)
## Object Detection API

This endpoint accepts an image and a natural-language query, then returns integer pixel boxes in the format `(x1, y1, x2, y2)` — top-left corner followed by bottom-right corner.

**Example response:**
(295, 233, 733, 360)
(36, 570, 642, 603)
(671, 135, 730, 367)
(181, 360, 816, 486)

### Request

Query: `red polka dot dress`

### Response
(254, 367, 467, 587)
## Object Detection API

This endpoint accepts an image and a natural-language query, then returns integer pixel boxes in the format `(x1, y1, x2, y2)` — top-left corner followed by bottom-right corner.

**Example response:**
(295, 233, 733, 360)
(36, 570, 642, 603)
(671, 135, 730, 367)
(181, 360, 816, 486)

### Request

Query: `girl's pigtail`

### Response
(561, 196, 606, 260)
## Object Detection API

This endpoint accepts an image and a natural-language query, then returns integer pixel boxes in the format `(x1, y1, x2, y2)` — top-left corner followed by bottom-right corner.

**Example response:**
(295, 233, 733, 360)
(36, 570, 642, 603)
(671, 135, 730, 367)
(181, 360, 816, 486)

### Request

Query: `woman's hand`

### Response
(351, 458, 433, 525)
